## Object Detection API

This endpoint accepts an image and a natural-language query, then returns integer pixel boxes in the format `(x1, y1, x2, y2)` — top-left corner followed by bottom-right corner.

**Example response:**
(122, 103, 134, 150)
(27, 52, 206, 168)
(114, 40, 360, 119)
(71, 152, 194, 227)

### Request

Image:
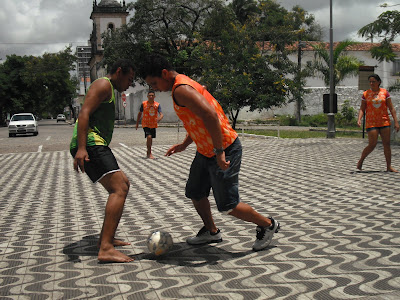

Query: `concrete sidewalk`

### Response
(1, 135, 400, 299)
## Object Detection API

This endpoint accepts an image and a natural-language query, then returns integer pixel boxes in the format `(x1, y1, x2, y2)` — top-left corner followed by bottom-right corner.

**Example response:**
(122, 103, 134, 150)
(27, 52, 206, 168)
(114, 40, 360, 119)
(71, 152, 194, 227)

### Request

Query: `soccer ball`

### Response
(147, 231, 173, 256)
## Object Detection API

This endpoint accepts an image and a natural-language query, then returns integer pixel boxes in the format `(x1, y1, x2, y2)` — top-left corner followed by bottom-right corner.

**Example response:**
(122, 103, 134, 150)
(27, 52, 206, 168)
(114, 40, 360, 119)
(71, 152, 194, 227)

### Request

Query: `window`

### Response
(393, 59, 400, 76)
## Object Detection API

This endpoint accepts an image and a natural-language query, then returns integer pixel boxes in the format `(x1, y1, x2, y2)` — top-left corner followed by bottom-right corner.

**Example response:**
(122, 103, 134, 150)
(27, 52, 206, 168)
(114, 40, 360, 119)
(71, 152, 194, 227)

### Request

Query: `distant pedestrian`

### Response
(70, 59, 135, 263)
(135, 90, 164, 159)
(140, 54, 280, 251)
(357, 74, 399, 172)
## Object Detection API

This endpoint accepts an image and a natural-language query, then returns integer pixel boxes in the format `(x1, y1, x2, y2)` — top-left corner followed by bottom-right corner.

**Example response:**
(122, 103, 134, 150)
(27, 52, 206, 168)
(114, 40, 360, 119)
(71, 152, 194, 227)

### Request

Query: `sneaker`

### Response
(252, 217, 280, 251)
(186, 226, 222, 245)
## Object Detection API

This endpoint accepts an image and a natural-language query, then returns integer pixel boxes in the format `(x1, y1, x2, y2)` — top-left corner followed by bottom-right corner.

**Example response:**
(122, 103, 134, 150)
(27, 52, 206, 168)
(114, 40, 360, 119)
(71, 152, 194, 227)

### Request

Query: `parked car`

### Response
(8, 113, 39, 137)
(57, 114, 66, 122)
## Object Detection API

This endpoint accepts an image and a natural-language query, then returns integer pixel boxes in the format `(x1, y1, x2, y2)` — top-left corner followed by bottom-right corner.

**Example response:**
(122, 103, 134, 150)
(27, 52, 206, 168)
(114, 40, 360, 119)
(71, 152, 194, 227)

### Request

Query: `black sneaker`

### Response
(252, 217, 280, 251)
(186, 226, 223, 245)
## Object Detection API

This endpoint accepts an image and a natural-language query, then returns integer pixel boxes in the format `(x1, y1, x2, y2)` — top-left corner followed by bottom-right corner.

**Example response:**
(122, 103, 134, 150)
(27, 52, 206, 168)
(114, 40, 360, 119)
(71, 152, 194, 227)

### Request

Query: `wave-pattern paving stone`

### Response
(0, 137, 400, 299)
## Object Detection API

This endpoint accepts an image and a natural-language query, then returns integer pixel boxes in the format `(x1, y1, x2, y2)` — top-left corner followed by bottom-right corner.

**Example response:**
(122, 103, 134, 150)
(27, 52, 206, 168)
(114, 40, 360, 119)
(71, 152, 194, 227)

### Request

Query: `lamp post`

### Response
(327, 0, 336, 138)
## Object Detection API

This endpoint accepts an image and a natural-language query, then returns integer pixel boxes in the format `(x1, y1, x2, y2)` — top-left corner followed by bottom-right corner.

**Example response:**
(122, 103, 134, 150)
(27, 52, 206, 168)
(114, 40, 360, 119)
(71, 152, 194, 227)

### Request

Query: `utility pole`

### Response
(327, 0, 336, 138)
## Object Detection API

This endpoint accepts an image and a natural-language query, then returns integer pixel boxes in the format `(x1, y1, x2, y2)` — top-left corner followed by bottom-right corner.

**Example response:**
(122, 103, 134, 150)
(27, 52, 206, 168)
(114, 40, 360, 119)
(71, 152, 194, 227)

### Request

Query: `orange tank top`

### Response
(172, 74, 238, 157)
(362, 88, 391, 129)
(141, 100, 160, 128)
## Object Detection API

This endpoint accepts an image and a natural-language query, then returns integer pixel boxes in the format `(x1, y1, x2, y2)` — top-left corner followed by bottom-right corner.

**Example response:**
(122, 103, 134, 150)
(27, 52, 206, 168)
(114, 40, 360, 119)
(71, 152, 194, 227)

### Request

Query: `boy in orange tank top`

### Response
(135, 90, 164, 159)
(140, 54, 280, 251)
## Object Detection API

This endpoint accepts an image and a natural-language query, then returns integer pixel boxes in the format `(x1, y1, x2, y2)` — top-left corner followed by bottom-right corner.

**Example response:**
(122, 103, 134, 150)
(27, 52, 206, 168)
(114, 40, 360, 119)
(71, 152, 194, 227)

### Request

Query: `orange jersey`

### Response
(362, 88, 391, 128)
(172, 74, 238, 157)
(141, 101, 160, 128)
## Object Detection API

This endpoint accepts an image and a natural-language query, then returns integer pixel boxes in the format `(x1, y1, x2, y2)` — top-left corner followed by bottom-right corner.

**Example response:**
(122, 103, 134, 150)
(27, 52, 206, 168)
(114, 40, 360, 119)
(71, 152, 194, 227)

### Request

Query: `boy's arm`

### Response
(135, 111, 142, 129)
(74, 79, 111, 173)
(158, 111, 164, 123)
(173, 85, 230, 170)
(165, 133, 193, 156)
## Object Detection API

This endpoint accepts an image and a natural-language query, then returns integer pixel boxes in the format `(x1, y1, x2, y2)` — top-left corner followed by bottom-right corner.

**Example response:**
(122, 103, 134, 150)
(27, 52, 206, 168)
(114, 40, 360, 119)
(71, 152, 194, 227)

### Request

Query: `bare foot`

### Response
(357, 160, 363, 170)
(98, 247, 134, 263)
(97, 238, 130, 248)
(387, 166, 398, 173)
(147, 154, 155, 159)
(113, 239, 131, 247)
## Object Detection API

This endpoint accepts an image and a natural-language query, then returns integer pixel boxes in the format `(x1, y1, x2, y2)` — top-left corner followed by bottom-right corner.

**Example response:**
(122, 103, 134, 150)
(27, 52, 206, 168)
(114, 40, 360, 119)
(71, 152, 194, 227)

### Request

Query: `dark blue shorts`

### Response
(70, 145, 120, 183)
(143, 127, 156, 138)
(185, 138, 242, 212)
(366, 125, 390, 132)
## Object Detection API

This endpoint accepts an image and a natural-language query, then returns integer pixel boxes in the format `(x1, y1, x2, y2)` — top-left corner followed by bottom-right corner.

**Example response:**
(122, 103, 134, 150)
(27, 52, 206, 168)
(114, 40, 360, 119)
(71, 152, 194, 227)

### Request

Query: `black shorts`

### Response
(70, 145, 120, 183)
(143, 127, 156, 138)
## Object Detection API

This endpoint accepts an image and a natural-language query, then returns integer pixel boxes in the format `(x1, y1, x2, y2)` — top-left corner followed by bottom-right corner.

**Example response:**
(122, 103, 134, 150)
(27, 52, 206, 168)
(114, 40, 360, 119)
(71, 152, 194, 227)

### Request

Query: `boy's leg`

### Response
(186, 197, 222, 245)
(146, 135, 154, 158)
(191, 197, 218, 233)
(98, 170, 133, 262)
(211, 138, 279, 250)
(228, 202, 271, 227)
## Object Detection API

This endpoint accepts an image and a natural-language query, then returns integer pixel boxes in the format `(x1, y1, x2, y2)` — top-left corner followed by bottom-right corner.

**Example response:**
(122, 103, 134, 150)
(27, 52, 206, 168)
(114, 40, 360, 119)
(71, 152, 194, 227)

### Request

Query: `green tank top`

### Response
(70, 77, 115, 149)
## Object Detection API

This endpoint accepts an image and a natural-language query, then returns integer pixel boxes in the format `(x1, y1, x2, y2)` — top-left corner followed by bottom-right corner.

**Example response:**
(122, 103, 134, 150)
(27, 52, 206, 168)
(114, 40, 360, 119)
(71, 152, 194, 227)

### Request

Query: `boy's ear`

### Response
(161, 69, 169, 79)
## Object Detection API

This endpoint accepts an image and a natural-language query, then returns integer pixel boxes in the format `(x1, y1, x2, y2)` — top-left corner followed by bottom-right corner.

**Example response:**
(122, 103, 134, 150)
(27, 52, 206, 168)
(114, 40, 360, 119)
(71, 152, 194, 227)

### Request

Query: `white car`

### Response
(57, 114, 66, 122)
(8, 113, 39, 137)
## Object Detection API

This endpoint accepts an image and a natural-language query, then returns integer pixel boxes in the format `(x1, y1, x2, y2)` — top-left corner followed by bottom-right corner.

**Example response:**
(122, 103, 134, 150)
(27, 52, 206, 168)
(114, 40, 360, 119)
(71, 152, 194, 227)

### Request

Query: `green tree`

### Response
(102, 0, 320, 129)
(286, 5, 323, 122)
(0, 47, 77, 121)
(0, 55, 36, 122)
(102, 0, 224, 75)
(358, 10, 400, 62)
(309, 40, 364, 87)
(194, 1, 293, 129)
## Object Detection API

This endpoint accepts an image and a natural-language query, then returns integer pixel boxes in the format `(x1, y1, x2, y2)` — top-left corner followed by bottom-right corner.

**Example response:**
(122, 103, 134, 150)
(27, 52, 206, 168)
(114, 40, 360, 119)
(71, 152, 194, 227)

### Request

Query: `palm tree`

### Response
(309, 40, 364, 87)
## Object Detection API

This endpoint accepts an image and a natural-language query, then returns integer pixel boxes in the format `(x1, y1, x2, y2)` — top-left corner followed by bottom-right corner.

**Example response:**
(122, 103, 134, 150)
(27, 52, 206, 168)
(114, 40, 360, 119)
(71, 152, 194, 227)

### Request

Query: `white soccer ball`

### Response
(147, 231, 173, 256)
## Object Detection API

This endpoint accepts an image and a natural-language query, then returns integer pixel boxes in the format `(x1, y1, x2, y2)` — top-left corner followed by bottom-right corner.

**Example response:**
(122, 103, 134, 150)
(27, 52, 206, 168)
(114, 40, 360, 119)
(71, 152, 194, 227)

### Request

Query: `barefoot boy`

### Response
(70, 59, 135, 263)
(135, 90, 164, 158)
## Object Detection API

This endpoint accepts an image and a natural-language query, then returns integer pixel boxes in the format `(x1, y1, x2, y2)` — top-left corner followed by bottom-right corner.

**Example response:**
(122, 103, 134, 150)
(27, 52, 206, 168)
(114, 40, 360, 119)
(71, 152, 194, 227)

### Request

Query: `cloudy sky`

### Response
(0, 0, 399, 61)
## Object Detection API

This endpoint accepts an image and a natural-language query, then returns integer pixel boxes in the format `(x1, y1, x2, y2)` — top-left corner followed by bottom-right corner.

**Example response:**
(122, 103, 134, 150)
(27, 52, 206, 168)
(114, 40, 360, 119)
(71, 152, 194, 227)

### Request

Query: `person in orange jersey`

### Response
(357, 74, 399, 172)
(140, 54, 279, 251)
(135, 90, 164, 159)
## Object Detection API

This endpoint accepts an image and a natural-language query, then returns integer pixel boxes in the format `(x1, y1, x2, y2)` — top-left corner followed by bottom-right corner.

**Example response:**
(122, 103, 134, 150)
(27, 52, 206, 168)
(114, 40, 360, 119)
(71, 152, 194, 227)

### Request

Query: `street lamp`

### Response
(327, 0, 336, 138)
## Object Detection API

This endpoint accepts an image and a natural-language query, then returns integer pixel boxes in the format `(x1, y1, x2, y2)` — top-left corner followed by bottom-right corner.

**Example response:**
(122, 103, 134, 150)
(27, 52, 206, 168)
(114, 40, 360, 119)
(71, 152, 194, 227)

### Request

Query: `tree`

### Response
(358, 10, 400, 62)
(0, 55, 36, 122)
(309, 40, 364, 87)
(102, 0, 321, 128)
(286, 5, 323, 122)
(0, 47, 77, 121)
(102, 0, 224, 75)
(194, 1, 293, 129)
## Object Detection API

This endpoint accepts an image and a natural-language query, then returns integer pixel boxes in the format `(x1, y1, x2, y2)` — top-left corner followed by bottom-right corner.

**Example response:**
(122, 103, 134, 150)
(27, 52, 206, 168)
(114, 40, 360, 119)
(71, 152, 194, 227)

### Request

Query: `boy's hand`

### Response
(216, 152, 230, 170)
(74, 149, 90, 173)
(166, 143, 187, 156)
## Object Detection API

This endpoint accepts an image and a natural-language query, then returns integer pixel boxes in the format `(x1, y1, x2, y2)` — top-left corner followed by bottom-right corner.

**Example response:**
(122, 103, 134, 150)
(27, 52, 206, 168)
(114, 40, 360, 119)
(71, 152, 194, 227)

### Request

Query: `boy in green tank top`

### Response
(70, 59, 135, 263)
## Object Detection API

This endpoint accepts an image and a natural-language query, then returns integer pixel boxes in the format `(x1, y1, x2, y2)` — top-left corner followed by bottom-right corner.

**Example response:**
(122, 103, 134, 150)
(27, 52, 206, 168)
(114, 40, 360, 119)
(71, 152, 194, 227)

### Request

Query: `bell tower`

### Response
(89, 0, 128, 79)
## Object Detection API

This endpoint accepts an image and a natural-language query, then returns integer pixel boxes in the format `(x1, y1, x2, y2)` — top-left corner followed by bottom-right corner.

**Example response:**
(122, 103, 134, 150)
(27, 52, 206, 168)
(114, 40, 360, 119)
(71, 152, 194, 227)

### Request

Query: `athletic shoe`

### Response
(186, 226, 223, 245)
(252, 217, 280, 251)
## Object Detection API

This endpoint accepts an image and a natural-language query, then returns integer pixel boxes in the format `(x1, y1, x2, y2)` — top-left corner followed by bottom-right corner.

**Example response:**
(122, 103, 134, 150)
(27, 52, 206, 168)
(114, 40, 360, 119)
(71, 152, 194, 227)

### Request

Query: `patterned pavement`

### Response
(1, 135, 400, 299)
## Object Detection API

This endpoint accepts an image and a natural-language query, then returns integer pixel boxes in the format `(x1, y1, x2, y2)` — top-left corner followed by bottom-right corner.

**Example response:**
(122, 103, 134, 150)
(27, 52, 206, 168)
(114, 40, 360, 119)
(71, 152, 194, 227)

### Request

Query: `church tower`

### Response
(89, 0, 129, 80)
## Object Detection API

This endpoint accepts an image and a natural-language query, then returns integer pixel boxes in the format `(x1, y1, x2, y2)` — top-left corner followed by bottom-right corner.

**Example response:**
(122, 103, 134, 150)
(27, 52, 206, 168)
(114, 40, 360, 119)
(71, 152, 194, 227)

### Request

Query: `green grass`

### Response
(242, 129, 364, 139)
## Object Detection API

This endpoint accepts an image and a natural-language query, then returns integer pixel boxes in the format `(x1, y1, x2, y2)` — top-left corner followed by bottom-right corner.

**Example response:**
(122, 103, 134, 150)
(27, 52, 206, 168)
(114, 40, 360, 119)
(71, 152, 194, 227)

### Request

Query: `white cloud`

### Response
(0, 0, 92, 59)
